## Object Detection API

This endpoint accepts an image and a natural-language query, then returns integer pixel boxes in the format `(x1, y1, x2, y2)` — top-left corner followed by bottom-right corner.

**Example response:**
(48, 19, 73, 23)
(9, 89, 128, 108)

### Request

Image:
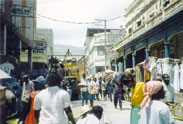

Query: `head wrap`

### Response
(140, 81, 163, 108)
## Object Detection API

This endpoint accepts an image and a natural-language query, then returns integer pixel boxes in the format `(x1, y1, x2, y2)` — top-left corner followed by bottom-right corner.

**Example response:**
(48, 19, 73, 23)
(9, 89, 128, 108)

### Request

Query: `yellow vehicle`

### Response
(61, 49, 80, 100)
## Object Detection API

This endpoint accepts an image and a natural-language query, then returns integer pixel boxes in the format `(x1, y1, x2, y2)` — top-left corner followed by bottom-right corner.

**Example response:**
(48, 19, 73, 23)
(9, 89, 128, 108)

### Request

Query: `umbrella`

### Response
(0, 69, 12, 79)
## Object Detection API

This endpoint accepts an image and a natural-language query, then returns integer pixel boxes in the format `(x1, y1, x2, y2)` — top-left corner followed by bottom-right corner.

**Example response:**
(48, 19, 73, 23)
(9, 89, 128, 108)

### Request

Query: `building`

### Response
(110, 0, 183, 70)
(0, 0, 36, 78)
(84, 28, 124, 75)
(20, 33, 48, 69)
(110, 0, 183, 118)
(36, 28, 54, 56)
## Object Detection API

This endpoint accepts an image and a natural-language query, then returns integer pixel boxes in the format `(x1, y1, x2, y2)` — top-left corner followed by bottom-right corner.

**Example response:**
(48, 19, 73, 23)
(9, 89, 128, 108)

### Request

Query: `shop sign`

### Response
(11, 5, 34, 17)
(107, 51, 118, 59)
(32, 42, 46, 50)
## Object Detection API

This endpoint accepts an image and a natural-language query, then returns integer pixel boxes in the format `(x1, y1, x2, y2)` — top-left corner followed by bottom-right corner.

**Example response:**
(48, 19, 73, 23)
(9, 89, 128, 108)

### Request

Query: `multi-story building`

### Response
(110, 0, 183, 119)
(110, 0, 183, 69)
(0, 0, 36, 78)
(36, 28, 54, 56)
(84, 28, 124, 75)
(0, 0, 51, 78)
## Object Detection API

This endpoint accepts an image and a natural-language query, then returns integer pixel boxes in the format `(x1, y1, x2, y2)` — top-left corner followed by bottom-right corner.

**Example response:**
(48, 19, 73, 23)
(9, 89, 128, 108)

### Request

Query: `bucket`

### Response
(6, 119, 18, 124)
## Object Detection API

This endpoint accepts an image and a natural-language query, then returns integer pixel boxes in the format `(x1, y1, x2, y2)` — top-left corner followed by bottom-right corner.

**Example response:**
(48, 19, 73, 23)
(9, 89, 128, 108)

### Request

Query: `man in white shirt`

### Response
(79, 74, 88, 106)
(34, 70, 75, 124)
(162, 74, 175, 104)
(19, 75, 34, 124)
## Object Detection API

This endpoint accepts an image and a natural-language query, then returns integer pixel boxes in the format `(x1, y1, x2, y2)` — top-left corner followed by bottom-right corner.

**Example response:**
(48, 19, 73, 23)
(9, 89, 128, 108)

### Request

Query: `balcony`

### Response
(120, 0, 183, 48)
(20, 52, 48, 64)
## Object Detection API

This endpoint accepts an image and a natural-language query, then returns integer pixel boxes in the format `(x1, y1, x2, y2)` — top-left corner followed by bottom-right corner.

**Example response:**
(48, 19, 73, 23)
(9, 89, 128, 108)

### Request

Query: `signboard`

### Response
(32, 41, 46, 50)
(107, 51, 119, 59)
(11, 5, 34, 17)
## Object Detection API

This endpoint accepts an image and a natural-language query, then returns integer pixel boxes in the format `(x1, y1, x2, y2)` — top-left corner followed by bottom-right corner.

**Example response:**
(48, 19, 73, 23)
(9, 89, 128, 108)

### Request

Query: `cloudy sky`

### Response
(37, 0, 134, 47)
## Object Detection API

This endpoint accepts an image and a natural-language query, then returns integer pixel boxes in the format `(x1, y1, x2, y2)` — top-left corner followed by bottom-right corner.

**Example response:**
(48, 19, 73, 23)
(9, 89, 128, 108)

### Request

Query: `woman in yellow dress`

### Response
(120, 72, 145, 124)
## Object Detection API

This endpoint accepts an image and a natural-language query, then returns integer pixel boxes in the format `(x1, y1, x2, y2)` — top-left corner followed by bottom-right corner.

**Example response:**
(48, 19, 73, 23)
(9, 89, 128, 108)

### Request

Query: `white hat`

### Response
(80, 105, 92, 115)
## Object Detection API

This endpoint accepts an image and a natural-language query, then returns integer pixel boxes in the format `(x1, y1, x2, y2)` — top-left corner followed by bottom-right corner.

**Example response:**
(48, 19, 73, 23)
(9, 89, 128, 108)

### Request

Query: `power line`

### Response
(37, 0, 64, 4)
(37, 14, 101, 24)
(37, 14, 124, 25)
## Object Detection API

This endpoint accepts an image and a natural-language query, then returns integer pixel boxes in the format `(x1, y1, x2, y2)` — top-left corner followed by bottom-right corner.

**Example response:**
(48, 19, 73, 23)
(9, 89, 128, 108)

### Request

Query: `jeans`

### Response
(81, 91, 88, 106)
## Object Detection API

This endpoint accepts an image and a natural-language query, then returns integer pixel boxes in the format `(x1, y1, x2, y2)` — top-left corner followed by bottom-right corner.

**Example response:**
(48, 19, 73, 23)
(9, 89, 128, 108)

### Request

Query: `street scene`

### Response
(1, 0, 183, 124)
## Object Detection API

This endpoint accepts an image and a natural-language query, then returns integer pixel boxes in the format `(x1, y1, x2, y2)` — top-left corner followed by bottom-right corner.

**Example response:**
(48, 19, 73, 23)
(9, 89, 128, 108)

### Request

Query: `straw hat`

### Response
(80, 105, 92, 115)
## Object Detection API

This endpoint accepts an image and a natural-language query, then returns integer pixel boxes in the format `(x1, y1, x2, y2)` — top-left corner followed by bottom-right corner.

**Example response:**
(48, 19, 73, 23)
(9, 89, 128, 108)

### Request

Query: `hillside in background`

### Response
(53, 44, 84, 60)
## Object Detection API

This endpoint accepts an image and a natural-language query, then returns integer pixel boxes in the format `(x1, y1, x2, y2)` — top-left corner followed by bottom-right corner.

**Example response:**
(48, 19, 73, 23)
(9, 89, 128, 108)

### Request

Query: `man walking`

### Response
(34, 70, 76, 124)
(79, 74, 88, 106)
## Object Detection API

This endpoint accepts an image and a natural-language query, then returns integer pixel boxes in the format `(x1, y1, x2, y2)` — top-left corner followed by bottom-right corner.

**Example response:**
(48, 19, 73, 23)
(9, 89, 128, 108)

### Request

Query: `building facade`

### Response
(36, 28, 54, 56)
(109, 0, 183, 118)
(110, 0, 183, 69)
(84, 28, 124, 75)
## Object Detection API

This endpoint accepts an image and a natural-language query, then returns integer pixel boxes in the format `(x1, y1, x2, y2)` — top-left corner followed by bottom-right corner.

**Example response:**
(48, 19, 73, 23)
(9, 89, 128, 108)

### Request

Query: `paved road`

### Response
(71, 99, 183, 124)
(71, 99, 131, 124)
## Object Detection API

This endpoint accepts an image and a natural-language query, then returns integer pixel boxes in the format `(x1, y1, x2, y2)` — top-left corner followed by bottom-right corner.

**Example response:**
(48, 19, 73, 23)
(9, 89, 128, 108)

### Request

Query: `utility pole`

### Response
(95, 19, 107, 71)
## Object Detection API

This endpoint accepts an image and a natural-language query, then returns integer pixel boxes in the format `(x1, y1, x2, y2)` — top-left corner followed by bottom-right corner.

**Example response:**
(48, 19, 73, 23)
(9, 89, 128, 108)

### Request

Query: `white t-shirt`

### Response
(163, 82, 174, 103)
(139, 100, 174, 124)
(21, 81, 34, 102)
(34, 86, 71, 124)
(76, 114, 100, 124)
(79, 78, 88, 92)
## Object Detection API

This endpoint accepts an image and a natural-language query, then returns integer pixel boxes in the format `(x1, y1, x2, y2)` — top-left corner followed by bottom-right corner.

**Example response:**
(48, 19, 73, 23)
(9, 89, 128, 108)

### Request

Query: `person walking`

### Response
(33, 70, 76, 124)
(120, 72, 145, 124)
(19, 75, 34, 124)
(66, 79, 73, 100)
(106, 78, 114, 102)
(113, 81, 124, 109)
(88, 77, 97, 107)
(79, 74, 88, 106)
(25, 76, 46, 124)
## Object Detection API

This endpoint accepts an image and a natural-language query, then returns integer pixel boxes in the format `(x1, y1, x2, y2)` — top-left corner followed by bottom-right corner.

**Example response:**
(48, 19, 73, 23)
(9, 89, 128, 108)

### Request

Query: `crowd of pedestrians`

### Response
(1, 68, 176, 124)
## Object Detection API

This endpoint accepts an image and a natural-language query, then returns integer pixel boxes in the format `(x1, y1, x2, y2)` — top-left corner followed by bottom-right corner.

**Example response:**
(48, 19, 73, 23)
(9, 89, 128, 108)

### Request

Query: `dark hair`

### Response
(120, 72, 134, 86)
(162, 74, 169, 80)
(46, 70, 62, 87)
(34, 82, 46, 91)
(92, 105, 103, 120)
(151, 87, 165, 100)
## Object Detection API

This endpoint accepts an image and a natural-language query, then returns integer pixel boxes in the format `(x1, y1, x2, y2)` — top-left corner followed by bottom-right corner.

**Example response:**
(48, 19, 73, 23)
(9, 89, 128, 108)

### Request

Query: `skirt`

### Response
(131, 105, 140, 124)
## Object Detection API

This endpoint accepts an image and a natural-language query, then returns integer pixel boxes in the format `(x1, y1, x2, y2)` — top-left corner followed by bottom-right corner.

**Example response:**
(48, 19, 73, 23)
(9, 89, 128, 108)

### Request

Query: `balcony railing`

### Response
(121, 0, 183, 47)
(20, 52, 48, 64)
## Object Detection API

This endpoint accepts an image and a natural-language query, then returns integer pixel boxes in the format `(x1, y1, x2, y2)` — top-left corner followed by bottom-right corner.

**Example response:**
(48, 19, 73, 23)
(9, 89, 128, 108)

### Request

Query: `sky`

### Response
(37, 0, 134, 47)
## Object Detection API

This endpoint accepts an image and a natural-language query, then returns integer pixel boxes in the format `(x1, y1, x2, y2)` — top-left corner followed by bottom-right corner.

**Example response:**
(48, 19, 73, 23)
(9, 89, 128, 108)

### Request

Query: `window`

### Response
(137, 20, 142, 27)
(129, 28, 132, 34)
(149, 13, 154, 18)
(163, 0, 170, 7)
(97, 46, 105, 55)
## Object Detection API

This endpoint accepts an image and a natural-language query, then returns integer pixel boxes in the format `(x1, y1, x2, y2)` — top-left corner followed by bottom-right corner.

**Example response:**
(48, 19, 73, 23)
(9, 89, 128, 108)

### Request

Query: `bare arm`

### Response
(34, 110, 40, 124)
(64, 107, 76, 124)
